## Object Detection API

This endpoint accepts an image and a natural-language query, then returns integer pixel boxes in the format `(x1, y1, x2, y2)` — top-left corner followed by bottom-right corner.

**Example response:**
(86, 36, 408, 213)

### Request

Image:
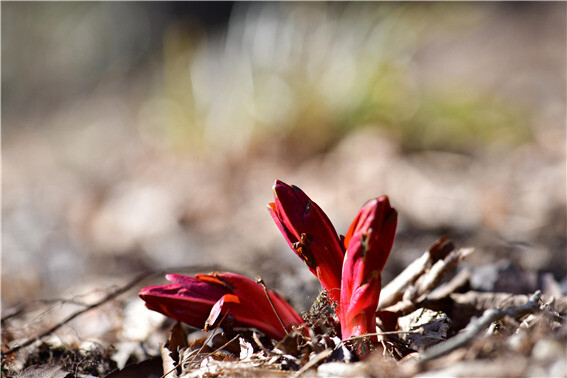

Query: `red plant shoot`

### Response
(139, 272, 303, 340)
(339, 197, 397, 340)
(268, 180, 345, 307)
(140, 180, 397, 346)
(269, 180, 397, 340)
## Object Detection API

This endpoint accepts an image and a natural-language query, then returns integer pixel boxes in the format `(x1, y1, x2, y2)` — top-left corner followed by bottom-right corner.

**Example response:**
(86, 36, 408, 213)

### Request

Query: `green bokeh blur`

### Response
(3, 2, 537, 158)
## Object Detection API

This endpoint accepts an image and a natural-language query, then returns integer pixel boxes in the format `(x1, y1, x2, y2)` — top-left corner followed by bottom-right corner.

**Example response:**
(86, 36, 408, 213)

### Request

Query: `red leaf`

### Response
(340, 196, 397, 339)
(139, 272, 303, 340)
(269, 180, 344, 306)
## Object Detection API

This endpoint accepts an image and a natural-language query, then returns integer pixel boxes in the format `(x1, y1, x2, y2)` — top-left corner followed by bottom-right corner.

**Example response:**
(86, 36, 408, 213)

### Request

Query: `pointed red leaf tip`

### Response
(339, 196, 397, 340)
(139, 272, 303, 340)
(268, 179, 345, 307)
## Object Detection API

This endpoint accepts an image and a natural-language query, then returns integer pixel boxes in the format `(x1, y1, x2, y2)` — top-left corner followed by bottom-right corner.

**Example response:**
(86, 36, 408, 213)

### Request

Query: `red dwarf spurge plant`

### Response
(139, 180, 397, 345)
(339, 196, 397, 339)
(268, 180, 397, 339)
(139, 272, 303, 340)
(268, 180, 344, 308)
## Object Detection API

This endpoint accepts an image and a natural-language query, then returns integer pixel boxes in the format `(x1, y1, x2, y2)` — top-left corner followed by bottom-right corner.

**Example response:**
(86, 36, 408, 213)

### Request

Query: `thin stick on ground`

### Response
(341, 330, 421, 343)
(190, 334, 240, 366)
(1, 298, 90, 324)
(2, 264, 224, 356)
(418, 290, 543, 364)
(256, 276, 289, 336)
(185, 310, 232, 368)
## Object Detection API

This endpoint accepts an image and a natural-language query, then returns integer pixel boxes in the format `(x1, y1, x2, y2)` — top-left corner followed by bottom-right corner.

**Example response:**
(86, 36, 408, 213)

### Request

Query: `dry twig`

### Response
(379, 245, 473, 317)
(379, 237, 454, 310)
(2, 264, 224, 356)
(256, 276, 289, 336)
(418, 291, 543, 364)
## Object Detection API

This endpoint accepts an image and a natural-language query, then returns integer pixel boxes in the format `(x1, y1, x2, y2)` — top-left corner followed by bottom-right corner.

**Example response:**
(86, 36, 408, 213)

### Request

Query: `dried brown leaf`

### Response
(160, 343, 179, 378)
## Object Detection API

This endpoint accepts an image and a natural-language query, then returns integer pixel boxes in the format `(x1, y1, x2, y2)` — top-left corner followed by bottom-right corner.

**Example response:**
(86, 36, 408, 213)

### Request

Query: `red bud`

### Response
(268, 180, 344, 306)
(340, 196, 397, 340)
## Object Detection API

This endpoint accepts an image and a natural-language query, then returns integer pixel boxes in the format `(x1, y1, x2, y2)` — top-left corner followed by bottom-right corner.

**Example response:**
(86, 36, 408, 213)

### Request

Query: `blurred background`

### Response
(2, 2, 565, 312)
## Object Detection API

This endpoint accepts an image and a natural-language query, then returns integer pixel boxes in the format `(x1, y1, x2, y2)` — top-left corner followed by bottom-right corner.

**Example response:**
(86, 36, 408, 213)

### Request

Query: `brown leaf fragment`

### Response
(159, 323, 190, 377)
(207, 332, 240, 356)
(398, 309, 453, 352)
(160, 343, 179, 378)
(165, 322, 188, 362)
(275, 331, 302, 356)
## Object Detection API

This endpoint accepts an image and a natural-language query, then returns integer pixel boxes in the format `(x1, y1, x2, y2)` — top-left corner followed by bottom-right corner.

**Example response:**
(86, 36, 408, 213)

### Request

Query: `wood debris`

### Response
(2, 238, 566, 377)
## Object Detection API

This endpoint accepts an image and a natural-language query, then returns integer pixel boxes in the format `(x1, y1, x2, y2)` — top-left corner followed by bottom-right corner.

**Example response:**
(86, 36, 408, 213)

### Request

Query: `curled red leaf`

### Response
(268, 180, 344, 307)
(139, 272, 303, 340)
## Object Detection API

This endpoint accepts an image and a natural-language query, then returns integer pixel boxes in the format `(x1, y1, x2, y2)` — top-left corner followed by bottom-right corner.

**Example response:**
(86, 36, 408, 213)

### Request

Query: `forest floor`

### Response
(2, 122, 566, 376)
(2, 233, 566, 377)
(2, 3, 566, 377)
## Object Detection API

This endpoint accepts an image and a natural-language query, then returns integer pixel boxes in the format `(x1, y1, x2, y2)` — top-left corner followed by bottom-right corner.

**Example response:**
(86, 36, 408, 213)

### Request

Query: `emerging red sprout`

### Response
(268, 180, 345, 307)
(140, 181, 397, 346)
(339, 197, 397, 340)
(268, 180, 398, 340)
(139, 272, 303, 340)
